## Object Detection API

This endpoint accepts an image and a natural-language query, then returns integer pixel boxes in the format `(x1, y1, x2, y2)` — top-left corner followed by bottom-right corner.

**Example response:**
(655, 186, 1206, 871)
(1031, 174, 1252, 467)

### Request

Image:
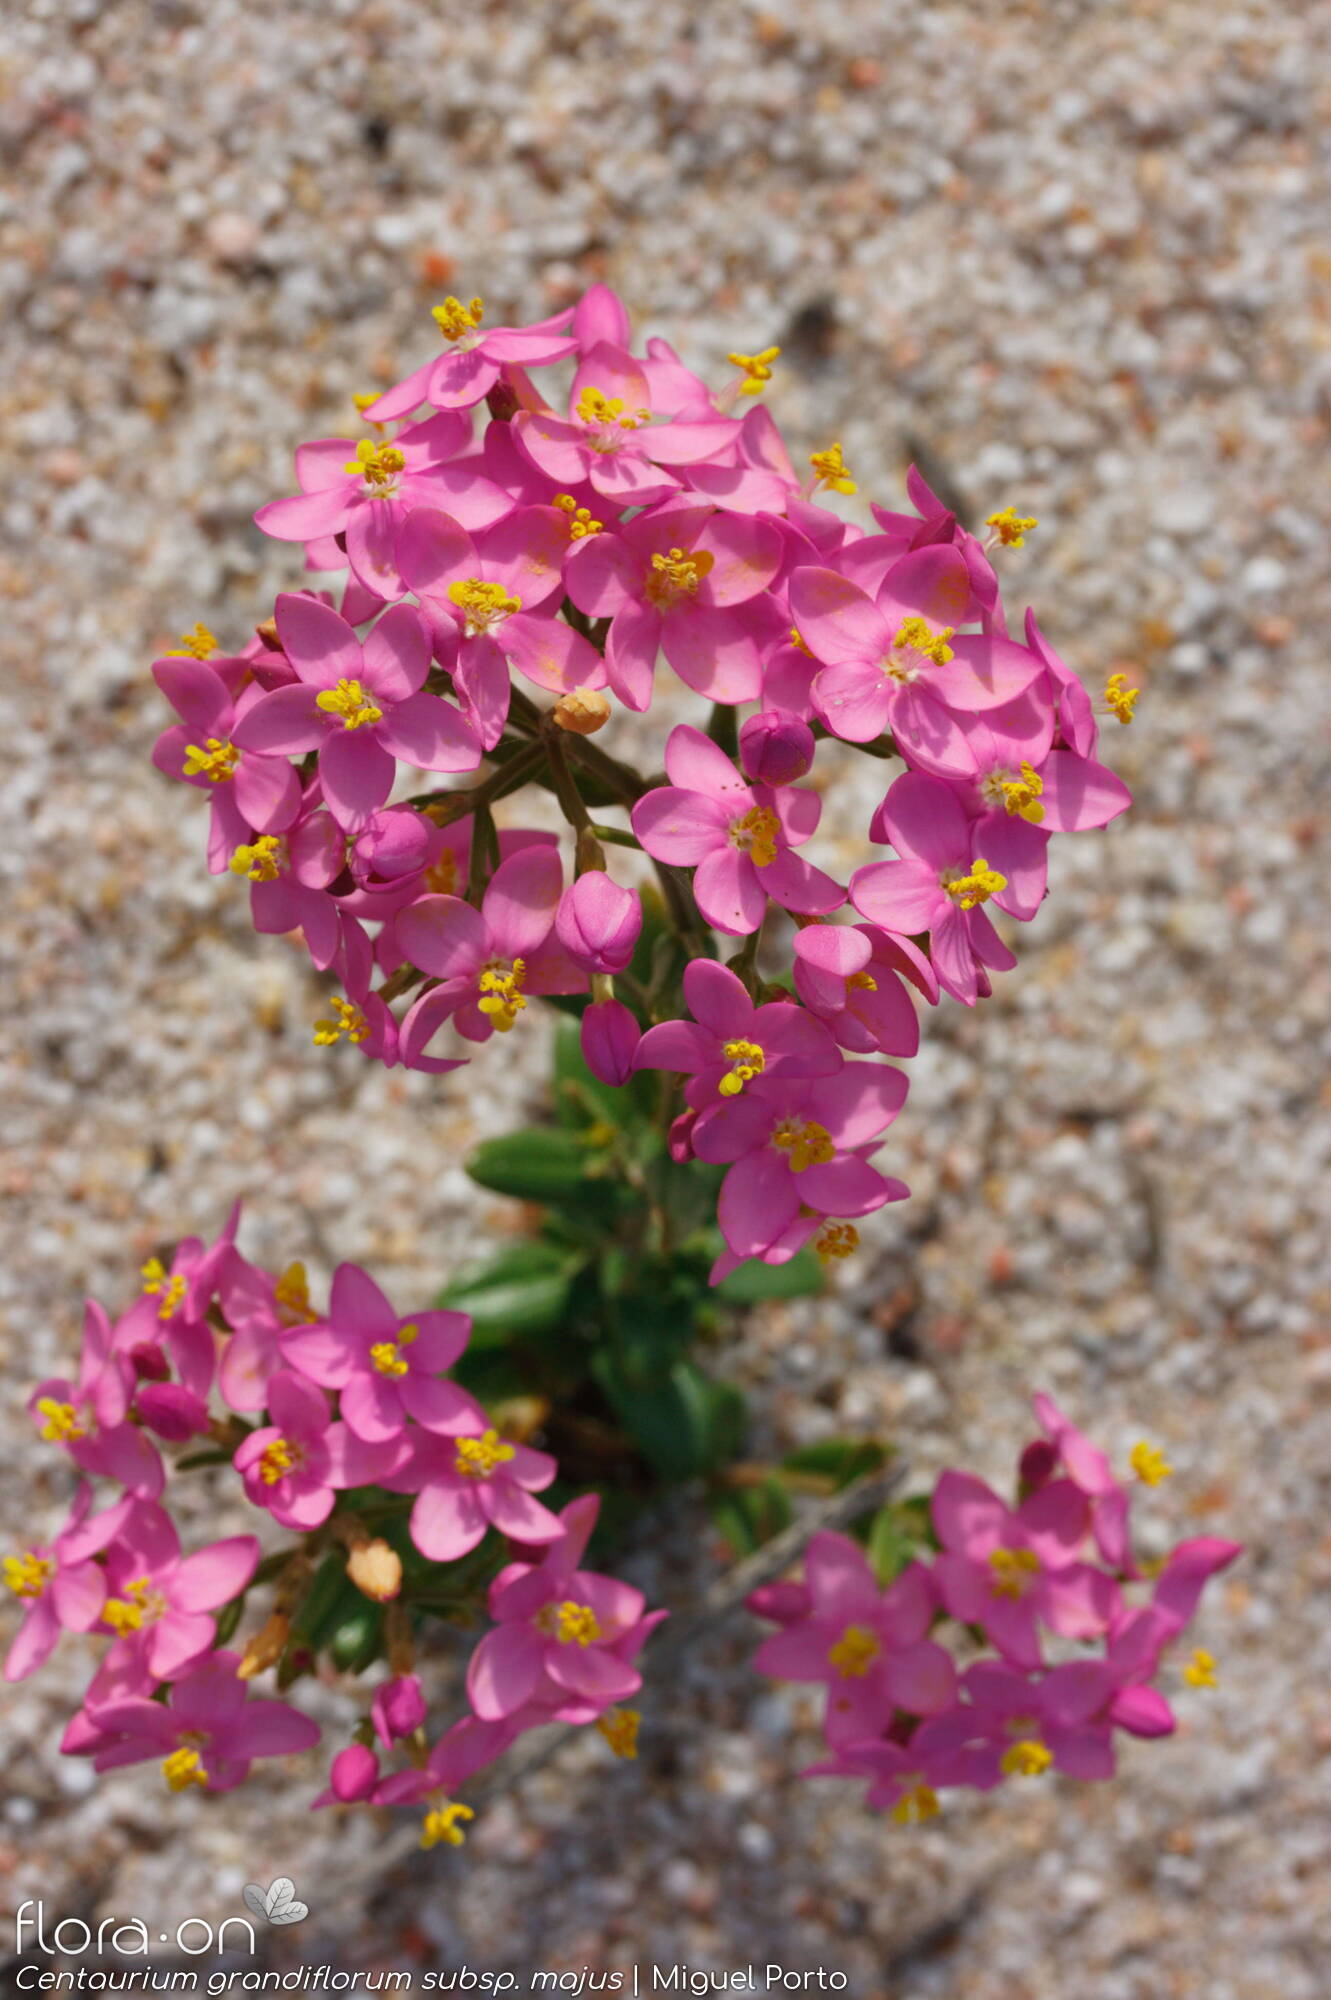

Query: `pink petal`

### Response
(274, 594, 362, 687)
(319, 730, 396, 832)
(378, 691, 483, 772)
(466, 1625, 545, 1719)
(480, 844, 563, 958)
(395, 508, 476, 599)
(396, 895, 489, 980)
(232, 685, 325, 756)
(362, 603, 431, 700)
(631, 788, 732, 866)
(693, 846, 767, 935)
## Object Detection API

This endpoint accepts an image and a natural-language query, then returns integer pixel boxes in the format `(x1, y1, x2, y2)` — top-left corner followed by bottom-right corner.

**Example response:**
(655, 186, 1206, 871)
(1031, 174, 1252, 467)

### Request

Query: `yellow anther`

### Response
(432, 295, 485, 343)
(1183, 1648, 1218, 1690)
(555, 1601, 603, 1647)
(102, 1578, 161, 1636)
(447, 576, 522, 637)
(890, 1781, 941, 1825)
(420, 1800, 475, 1848)
(477, 959, 527, 1033)
(553, 493, 603, 538)
(847, 970, 878, 991)
(828, 1624, 881, 1679)
(370, 1322, 418, 1377)
(454, 1429, 516, 1480)
(344, 437, 407, 488)
(162, 1747, 209, 1793)
(727, 345, 780, 395)
(155, 1274, 187, 1321)
(575, 385, 650, 432)
(596, 1707, 641, 1759)
(315, 678, 383, 730)
(424, 849, 460, 895)
(259, 1438, 297, 1486)
(985, 506, 1039, 548)
(1130, 1440, 1173, 1486)
(810, 442, 857, 495)
(718, 1038, 766, 1098)
(645, 545, 714, 607)
(814, 1220, 859, 1264)
(997, 763, 1046, 824)
(789, 625, 813, 655)
(1104, 671, 1139, 724)
(1000, 1738, 1053, 1778)
(164, 623, 220, 660)
(182, 737, 240, 782)
(772, 1118, 836, 1174)
(35, 1398, 85, 1443)
(229, 835, 284, 883)
(275, 1262, 316, 1323)
(353, 391, 384, 417)
(730, 805, 780, 868)
(988, 1547, 1040, 1599)
(892, 615, 955, 668)
(942, 858, 1006, 911)
(4, 1552, 54, 1600)
(313, 997, 370, 1047)
(141, 1256, 168, 1293)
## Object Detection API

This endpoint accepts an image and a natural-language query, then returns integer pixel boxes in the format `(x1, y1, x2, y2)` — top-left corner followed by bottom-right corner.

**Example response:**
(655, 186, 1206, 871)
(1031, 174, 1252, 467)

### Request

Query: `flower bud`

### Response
(668, 1108, 697, 1163)
(739, 708, 816, 785)
(238, 1612, 291, 1680)
(137, 1382, 211, 1441)
(552, 687, 612, 735)
(346, 1537, 402, 1603)
(351, 806, 439, 886)
(556, 873, 643, 974)
(580, 999, 641, 1086)
(328, 1742, 381, 1802)
(371, 1672, 428, 1749)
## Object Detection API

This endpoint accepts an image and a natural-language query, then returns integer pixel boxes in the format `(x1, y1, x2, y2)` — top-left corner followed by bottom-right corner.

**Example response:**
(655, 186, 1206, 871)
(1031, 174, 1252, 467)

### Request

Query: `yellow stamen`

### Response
(420, 1800, 474, 1848)
(313, 997, 370, 1047)
(432, 295, 484, 343)
(814, 1220, 859, 1264)
(575, 384, 650, 432)
(789, 625, 813, 655)
(35, 1398, 85, 1443)
(102, 1577, 162, 1636)
(718, 1038, 766, 1098)
(1001, 1738, 1052, 1778)
(424, 849, 460, 895)
(182, 737, 240, 782)
(596, 1708, 641, 1759)
(353, 391, 384, 417)
(890, 1781, 940, 1825)
(893, 615, 955, 668)
(988, 1547, 1040, 1599)
(343, 438, 407, 489)
(4, 1552, 54, 1600)
(477, 959, 527, 1033)
(1104, 671, 1139, 724)
(447, 576, 522, 637)
(810, 442, 857, 495)
(275, 1262, 316, 1324)
(997, 762, 1046, 824)
(1183, 1648, 1218, 1690)
(942, 858, 1006, 911)
(727, 345, 780, 395)
(554, 1601, 603, 1647)
(162, 1747, 209, 1793)
(453, 1429, 516, 1480)
(645, 545, 714, 608)
(772, 1118, 836, 1174)
(553, 493, 603, 538)
(827, 1624, 881, 1678)
(1130, 1440, 1173, 1486)
(730, 805, 780, 868)
(259, 1438, 297, 1486)
(164, 623, 220, 660)
(315, 678, 383, 730)
(229, 834, 284, 883)
(847, 969, 878, 992)
(985, 506, 1038, 548)
(369, 1323, 418, 1378)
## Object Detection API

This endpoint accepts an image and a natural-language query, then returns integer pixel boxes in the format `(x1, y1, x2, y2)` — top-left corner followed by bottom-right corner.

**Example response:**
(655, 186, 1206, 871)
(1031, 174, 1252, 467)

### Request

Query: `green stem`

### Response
(706, 701, 739, 760)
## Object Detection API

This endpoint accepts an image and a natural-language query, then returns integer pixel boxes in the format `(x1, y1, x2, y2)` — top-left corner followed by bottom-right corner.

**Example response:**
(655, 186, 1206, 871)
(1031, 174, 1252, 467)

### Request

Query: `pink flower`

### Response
(226, 804, 346, 971)
(466, 1496, 653, 1722)
(792, 923, 936, 1059)
(216, 1255, 322, 1415)
(279, 1264, 473, 1444)
(931, 1471, 1119, 1670)
(368, 298, 579, 418)
(1029, 1392, 1134, 1573)
(395, 845, 585, 1061)
(802, 1734, 979, 1822)
(372, 1712, 524, 1824)
(3, 1487, 106, 1683)
(82, 1649, 320, 1793)
(923, 1658, 1121, 1784)
(90, 1500, 260, 1684)
(397, 1419, 562, 1563)
(233, 596, 482, 832)
(555, 872, 642, 975)
(635, 958, 842, 1110)
(632, 725, 843, 936)
(752, 1533, 955, 1745)
(850, 772, 1019, 1006)
(29, 1303, 163, 1497)
(234, 1371, 400, 1531)
(112, 1206, 241, 1401)
(566, 504, 783, 709)
(152, 658, 301, 873)
(580, 998, 641, 1086)
(371, 1673, 428, 1749)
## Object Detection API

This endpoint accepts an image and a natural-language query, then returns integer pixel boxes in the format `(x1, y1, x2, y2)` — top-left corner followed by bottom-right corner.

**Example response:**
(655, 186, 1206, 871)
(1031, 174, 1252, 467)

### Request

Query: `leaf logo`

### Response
(242, 1878, 309, 1926)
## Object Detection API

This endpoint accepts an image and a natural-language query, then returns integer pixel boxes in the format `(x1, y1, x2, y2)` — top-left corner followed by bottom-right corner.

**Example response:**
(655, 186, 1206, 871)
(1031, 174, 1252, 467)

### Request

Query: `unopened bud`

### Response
(238, 1612, 291, 1680)
(552, 687, 612, 735)
(346, 1537, 402, 1603)
(486, 379, 520, 423)
(739, 708, 816, 785)
(254, 617, 282, 650)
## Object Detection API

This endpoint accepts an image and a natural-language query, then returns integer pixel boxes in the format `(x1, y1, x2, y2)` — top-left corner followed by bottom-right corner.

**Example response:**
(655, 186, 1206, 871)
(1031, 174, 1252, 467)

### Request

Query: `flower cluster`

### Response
(153, 284, 1136, 1282)
(748, 1395, 1240, 1822)
(8, 1211, 661, 1844)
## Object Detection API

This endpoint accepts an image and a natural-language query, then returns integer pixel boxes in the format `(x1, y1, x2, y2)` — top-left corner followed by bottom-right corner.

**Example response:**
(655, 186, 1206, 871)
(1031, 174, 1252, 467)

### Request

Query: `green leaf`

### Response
(439, 1239, 585, 1344)
(465, 1127, 601, 1204)
(716, 1246, 825, 1303)
(290, 1553, 354, 1651)
(327, 1603, 384, 1673)
(594, 1356, 746, 1482)
(781, 1436, 887, 1490)
(708, 1476, 794, 1558)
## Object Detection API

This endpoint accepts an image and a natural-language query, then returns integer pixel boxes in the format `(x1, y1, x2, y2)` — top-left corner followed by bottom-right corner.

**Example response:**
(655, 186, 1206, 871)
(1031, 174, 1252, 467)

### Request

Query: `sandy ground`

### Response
(3, 1, 1330, 1994)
